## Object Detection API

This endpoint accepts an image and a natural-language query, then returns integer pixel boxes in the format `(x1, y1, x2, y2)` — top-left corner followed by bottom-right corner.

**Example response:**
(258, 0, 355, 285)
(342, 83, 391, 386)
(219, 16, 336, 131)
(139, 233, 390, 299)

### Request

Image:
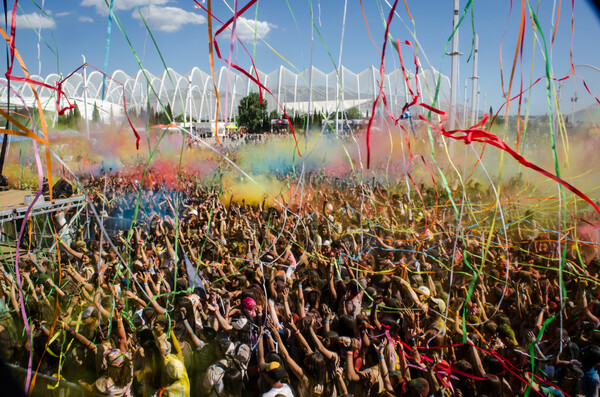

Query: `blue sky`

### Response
(4, 0, 600, 115)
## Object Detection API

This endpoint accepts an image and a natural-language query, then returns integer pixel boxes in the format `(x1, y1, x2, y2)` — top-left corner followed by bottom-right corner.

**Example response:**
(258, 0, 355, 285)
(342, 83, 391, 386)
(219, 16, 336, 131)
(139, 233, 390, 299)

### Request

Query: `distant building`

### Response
(0, 66, 450, 125)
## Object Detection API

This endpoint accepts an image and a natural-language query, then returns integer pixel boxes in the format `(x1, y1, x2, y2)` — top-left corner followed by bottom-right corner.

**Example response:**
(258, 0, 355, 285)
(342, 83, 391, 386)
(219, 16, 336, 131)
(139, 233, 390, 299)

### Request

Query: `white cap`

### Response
(417, 285, 430, 298)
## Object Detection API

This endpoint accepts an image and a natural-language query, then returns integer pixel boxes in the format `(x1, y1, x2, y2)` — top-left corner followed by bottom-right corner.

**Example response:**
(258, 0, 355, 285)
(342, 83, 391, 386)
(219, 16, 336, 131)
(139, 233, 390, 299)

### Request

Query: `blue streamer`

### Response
(100, 0, 115, 100)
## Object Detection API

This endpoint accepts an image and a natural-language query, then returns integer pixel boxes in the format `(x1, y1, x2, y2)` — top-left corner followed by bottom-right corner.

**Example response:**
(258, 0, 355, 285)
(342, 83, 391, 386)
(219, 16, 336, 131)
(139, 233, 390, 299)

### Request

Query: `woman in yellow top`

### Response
(158, 355, 190, 397)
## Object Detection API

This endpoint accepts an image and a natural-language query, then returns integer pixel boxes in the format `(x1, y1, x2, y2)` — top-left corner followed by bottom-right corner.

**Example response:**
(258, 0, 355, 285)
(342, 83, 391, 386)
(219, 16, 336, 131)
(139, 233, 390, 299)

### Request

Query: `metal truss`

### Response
(0, 195, 86, 224)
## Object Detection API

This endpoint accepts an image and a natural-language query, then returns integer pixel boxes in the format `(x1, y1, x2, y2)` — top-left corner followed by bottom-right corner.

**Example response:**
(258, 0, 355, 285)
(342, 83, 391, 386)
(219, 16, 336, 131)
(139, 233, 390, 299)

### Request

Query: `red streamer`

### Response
(195, 0, 301, 156)
(365, 0, 399, 168)
(418, 105, 600, 218)
(88, 65, 140, 149)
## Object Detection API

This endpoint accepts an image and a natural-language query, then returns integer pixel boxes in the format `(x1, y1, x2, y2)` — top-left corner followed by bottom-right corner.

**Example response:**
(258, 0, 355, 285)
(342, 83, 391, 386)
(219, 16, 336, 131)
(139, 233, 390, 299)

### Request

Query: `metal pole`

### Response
(0, 24, 12, 175)
(448, 0, 461, 130)
(570, 94, 577, 126)
(462, 79, 468, 126)
(476, 88, 481, 122)
(184, 77, 189, 133)
(556, 81, 564, 135)
(82, 55, 89, 139)
(470, 34, 479, 125)
(189, 76, 193, 133)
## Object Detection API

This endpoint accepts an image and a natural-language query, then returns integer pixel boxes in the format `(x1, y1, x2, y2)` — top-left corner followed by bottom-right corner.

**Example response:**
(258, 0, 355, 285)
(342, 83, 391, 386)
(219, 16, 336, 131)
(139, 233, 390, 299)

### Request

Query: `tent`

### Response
(151, 123, 180, 130)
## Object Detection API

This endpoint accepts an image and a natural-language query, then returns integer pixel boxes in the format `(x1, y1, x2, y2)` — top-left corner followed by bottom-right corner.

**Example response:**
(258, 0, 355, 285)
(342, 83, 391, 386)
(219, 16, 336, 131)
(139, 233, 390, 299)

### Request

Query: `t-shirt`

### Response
(232, 342, 251, 371)
(261, 383, 295, 397)
(202, 359, 228, 397)
(162, 354, 190, 397)
(285, 250, 298, 279)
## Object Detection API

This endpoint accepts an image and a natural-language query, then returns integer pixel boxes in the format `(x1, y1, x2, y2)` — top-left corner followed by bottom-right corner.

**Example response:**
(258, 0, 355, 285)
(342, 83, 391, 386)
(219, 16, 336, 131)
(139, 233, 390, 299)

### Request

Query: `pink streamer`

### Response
(224, 0, 240, 125)
(14, 139, 44, 395)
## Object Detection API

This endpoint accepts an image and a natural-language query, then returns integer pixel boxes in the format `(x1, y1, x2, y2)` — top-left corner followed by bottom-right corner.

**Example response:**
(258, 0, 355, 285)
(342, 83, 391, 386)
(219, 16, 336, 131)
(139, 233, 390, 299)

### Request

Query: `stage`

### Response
(0, 190, 87, 253)
(0, 189, 86, 223)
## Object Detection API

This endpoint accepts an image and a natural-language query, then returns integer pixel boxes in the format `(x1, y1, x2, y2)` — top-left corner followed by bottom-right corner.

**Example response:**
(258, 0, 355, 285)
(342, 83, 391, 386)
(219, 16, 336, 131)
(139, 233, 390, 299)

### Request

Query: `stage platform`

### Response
(0, 190, 87, 253)
(0, 189, 34, 211)
(0, 189, 86, 223)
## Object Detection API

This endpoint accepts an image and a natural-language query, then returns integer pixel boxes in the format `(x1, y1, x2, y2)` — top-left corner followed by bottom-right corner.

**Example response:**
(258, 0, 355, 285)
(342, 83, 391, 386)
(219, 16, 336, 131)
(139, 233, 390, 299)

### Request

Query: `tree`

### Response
(237, 92, 268, 133)
(291, 112, 306, 131)
(153, 103, 174, 125)
(92, 102, 100, 123)
(265, 110, 280, 130)
(164, 103, 173, 123)
(55, 102, 81, 129)
(311, 109, 324, 127)
(344, 107, 363, 120)
(268, 109, 280, 122)
(72, 102, 81, 121)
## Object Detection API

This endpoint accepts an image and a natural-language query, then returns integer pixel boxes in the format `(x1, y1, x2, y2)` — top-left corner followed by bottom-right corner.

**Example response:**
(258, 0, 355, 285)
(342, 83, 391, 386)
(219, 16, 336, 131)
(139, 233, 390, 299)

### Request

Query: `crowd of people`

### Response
(1, 167, 600, 397)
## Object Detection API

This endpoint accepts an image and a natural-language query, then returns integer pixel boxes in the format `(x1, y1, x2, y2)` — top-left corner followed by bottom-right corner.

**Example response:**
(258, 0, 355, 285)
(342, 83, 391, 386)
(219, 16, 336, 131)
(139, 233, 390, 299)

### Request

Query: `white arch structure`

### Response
(0, 65, 451, 123)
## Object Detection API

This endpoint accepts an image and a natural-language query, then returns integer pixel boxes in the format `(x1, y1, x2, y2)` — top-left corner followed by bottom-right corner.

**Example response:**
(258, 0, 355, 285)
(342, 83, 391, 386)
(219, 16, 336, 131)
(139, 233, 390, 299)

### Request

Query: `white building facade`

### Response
(0, 65, 450, 123)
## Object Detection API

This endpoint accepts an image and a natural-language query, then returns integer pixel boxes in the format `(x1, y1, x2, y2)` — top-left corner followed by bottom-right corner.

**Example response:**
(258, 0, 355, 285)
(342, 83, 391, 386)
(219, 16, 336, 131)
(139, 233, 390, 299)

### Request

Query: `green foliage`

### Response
(238, 93, 268, 133)
(92, 102, 100, 123)
(311, 109, 324, 126)
(344, 107, 363, 119)
(73, 102, 81, 120)
(56, 101, 82, 129)
(150, 103, 174, 125)
(268, 110, 280, 122)
(291, 112, 306, 131)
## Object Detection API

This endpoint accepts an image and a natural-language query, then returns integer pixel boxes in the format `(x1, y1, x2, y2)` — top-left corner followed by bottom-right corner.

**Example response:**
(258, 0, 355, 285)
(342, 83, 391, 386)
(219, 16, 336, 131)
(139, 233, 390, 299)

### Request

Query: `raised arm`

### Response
(205, 302, 233, 331)
(63, 323, 97, 353)
(308, 324, 336, 361)
(267, 317, 305, 381)
(59, 240, 84, 260)
(183, 317, 202, 348)
(344, 339, 361, 383)
(287, 320, 313, 356)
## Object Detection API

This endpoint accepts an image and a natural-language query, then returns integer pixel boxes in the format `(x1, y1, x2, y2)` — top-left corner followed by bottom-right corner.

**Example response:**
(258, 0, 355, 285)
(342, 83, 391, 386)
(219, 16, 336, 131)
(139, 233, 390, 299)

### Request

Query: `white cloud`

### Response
(133, 5, 206, 33)
(55, 12, 70, 17)
(226, 17, 274, 41)
(3, 12, 56, 29)
(81, 0, 169, 16)
(78, 16, 94, 23)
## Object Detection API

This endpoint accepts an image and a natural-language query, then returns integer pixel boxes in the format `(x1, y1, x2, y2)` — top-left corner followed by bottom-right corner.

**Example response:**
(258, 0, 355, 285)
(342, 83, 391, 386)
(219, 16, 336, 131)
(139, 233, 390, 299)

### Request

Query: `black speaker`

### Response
(52, 178, 73, 199)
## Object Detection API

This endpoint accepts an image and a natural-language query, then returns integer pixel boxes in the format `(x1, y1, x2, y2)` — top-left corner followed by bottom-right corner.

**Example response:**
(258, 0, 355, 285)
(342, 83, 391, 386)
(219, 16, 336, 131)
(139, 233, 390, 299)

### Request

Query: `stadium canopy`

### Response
(0, 65, 450, 123)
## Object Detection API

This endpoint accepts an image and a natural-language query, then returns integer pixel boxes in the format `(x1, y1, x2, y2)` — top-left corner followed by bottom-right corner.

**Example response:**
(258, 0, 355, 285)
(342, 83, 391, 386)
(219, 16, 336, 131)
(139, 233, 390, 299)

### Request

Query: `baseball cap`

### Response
(417, 286, 430, 298)
(231, 316, 248, 331)
(166, 358, 185, 380)
(429, 298, 446, 313)
(260, 361, 285, 382)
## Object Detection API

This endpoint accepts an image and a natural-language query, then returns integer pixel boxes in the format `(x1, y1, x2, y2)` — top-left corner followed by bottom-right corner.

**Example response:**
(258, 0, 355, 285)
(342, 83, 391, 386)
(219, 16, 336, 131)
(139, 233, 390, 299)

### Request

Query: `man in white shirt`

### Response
(260, 361, 295, 397)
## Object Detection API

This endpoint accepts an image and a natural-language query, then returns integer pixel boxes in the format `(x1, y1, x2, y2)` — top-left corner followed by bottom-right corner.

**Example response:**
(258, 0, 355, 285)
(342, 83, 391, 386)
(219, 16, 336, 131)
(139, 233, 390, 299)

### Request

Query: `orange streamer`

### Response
(207, 0, 221, 144)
